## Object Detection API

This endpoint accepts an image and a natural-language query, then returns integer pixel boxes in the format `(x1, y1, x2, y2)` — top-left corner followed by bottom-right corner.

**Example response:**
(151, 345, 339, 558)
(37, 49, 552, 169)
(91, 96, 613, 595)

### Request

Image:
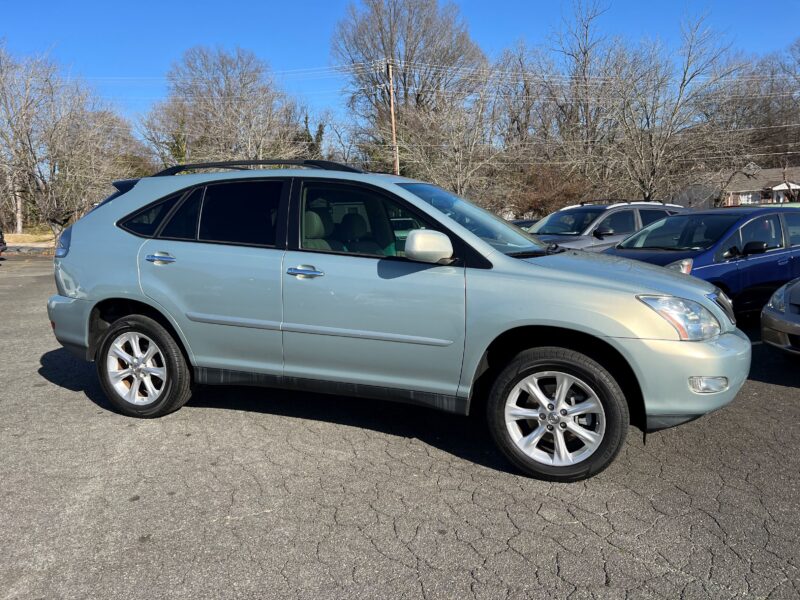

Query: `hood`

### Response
(522, 249, 716, 299)
(602, 246, 704, 267)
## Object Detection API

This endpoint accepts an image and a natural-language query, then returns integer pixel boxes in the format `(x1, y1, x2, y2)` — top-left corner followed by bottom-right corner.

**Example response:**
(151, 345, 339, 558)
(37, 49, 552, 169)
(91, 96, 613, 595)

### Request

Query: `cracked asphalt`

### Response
(1, 254, 799, 599)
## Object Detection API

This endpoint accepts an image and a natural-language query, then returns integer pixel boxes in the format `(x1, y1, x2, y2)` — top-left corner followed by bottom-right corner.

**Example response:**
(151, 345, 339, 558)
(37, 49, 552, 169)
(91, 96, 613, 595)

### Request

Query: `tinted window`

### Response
(640, 209, 669, 227)
(784, 212, 800, 246)
(530, 207, 605, 235)
(199, 181, 283, 246)
(301, 182, 433, 257)
(620, 214, 741, 250)
(740, 214, 783, 250)
(121, 194, 180, 237)
(160, 188, 203, 240)
(599, 210, 636, 235)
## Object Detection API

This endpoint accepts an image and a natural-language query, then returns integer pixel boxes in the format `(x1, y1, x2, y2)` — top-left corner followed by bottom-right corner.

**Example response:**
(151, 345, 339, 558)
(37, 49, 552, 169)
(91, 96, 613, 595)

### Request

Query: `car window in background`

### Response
(620, 213, 741, 250)
(529, 207, 605, 235)
(740, 214, 784, 250)
(399, 182, 546, 255)
(640, 209, 670, 227)
(160, 188, 203, 240)
(598, 210, 635, 235)
(782, 212, 800, 246)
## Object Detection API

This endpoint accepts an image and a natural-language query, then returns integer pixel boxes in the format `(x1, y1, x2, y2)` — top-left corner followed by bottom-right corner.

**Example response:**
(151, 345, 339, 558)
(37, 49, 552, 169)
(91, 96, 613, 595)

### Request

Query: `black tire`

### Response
(486, 346, 628, 482)
(96, 314, 192, 418)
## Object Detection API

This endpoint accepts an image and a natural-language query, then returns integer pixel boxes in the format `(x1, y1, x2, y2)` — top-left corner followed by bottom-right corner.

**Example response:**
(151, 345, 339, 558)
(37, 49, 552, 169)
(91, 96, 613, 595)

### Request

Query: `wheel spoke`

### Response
(111, 343, 134, 366)
(552, 428, 572, 466)
(109, 368, 133, 382)
(565, 396, 601, 417)
(554, 373, 574, 409)
(125, 377, 140, 403)
(565, 421, 601, 447)
(142, 366, 166, 379)
(131, 334, 145, 359)
(520, 426, 547, 452)
(523, 378, 552, 410)
(505, 405, 541, 422)
(142, 344, 158, 363)
(142, 376, 159, 398)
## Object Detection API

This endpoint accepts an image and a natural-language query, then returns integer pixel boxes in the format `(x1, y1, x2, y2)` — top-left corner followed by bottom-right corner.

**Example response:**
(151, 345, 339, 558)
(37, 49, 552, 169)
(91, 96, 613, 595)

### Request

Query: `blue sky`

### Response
(2, 0, 799, 121)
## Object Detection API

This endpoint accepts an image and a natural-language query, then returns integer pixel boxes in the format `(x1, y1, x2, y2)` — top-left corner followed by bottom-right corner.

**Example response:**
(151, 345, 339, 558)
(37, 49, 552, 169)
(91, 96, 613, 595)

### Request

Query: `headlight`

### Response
(767, 284, 787, 313)
(666, 258, 693, 274)
(638, 295, 721, 341)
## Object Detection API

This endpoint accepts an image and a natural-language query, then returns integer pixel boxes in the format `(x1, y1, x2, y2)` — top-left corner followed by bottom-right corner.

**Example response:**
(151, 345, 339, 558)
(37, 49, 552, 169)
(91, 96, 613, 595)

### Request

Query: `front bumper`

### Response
(613, 329, 751, 431)
(761, 306, 800, 355)
(47, 294, 92, 359)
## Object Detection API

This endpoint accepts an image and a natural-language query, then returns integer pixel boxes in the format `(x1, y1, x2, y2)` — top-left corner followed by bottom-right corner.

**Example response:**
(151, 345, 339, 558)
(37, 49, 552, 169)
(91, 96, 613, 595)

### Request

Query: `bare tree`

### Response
(141, 46, 307, 165)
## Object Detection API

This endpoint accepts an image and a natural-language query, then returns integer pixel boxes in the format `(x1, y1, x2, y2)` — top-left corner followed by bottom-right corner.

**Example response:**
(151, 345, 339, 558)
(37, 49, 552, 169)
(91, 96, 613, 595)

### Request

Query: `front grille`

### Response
(709, 290, 736, 325)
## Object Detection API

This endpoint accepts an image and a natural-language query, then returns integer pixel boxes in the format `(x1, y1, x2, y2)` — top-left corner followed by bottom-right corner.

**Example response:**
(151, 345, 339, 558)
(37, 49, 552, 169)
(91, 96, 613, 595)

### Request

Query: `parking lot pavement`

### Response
(1, 255, 799, 600)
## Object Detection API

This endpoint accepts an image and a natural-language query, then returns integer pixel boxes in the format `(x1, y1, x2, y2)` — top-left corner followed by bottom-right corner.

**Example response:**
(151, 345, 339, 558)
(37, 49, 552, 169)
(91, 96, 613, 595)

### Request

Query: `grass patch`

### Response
(5, 232, 56, 244)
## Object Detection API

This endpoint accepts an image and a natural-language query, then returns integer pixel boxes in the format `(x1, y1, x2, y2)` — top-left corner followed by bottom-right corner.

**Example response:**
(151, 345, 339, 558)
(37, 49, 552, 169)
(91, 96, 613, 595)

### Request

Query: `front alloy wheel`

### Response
(488, 347, 628, 481)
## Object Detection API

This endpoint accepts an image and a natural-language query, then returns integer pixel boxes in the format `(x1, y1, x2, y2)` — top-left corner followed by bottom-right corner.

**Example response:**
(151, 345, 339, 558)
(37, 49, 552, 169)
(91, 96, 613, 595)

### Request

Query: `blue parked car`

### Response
(605, 207, 800, 312)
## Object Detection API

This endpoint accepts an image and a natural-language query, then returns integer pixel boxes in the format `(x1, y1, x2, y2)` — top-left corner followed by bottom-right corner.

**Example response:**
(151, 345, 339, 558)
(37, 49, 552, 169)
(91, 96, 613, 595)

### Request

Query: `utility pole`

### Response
(386, 60, 400, 176)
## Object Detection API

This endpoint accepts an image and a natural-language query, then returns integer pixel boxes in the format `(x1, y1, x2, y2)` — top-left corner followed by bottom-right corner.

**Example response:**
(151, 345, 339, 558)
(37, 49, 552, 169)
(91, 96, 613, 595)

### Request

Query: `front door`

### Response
(138, 179, 288, 376)
(736, 213, 793, 310)
(281, 179, 466, 400)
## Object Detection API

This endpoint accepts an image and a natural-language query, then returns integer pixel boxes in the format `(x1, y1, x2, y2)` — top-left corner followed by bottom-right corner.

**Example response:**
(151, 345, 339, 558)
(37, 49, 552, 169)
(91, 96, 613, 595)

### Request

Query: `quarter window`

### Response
(639, 209, 669, 227)
(160, 188, 203, 240)
(120, 194, 181, 237)
(199, 181, 283, 246)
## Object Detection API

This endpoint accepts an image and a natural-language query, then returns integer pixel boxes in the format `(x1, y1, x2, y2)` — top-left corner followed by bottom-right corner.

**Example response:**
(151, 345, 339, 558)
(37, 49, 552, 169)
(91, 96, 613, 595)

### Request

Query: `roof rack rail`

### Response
(152, 159, 365, 177)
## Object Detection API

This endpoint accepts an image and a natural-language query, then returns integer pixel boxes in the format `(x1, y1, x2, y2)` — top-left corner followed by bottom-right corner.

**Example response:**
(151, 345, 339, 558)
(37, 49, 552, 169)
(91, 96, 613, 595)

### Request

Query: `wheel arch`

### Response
(468, 325, 645, 430)
(88, 297, 194, 365)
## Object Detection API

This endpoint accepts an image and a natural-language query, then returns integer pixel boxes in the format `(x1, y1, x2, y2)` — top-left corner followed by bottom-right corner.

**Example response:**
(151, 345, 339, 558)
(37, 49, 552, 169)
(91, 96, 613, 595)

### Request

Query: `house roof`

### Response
(723, 166, 800, 193)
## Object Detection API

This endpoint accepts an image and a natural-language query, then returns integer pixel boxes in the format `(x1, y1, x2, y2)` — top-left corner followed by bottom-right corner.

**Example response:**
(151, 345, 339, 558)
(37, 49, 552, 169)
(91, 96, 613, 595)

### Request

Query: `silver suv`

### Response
(530, 202, 685, 251)
(47, 160, 751, 481)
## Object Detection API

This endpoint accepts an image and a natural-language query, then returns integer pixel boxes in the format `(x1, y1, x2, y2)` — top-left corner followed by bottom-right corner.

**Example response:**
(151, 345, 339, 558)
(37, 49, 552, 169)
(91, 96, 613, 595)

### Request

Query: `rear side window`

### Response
(784, 212, 800, 246)
(640, 209, 669, 227)
(199, 181, 283, 246)
(160, 188, 203, 240)
(741, 214, 784, 250)
(599, 210, 636, 235)
(120, 194, 181, 237)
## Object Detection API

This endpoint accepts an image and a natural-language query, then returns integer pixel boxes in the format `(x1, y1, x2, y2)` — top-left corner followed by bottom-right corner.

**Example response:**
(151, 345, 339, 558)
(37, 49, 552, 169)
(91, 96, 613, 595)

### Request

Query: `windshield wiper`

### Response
(508, 243, 564, 258)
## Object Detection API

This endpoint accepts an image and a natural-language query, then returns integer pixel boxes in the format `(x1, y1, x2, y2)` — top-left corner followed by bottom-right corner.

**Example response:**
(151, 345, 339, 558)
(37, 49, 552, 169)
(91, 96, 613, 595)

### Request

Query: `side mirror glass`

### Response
(404, 230, 454, 264)
(742, 240, 769, 255)
(721, 246, 741, 260)
(594, 226, 614, 239)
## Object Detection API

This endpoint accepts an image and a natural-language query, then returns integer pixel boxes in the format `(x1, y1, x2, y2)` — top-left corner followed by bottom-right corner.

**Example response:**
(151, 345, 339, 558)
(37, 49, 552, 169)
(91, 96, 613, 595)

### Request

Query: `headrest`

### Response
(340, 213, 368, 240)
(312, 208, 335, 236)
(304, 211, 326, 239)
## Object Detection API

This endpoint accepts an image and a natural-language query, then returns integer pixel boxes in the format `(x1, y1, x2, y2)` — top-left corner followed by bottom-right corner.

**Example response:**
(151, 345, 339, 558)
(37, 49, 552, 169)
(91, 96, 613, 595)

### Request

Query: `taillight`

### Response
(55, 227, 72, 258)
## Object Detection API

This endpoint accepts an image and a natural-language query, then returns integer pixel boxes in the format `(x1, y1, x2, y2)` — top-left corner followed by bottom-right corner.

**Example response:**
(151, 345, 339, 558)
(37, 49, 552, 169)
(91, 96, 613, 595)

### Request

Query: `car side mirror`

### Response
(721, 246, 741, 260)
(405, 230, 454, 264)
(593, 226, 614, 239)
(742, 241, 768, 255)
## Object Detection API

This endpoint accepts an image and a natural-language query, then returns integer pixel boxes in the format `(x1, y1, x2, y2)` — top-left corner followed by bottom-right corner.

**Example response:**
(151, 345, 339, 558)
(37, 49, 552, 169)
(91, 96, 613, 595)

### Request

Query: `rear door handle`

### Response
(146, 254, 176, 264)
(287, 265, 324, 279)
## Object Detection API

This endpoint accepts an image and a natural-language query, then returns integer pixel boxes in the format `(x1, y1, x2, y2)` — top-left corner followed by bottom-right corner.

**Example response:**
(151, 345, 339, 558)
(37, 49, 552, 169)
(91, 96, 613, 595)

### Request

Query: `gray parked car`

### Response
(530, 202, 685, 251)
(762, 278, 800, 355)
(47, 160, 750, 481)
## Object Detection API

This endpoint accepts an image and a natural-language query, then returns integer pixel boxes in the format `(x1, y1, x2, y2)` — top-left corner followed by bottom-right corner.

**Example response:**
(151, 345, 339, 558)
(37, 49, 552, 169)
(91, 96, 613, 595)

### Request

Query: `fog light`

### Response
(689, 376, 728, 394)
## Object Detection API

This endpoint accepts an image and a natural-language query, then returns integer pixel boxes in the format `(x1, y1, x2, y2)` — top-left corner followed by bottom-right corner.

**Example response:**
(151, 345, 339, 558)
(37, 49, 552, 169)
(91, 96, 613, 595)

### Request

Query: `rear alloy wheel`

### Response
(487, 347, 628, 481)
(97, 314, 192, 417)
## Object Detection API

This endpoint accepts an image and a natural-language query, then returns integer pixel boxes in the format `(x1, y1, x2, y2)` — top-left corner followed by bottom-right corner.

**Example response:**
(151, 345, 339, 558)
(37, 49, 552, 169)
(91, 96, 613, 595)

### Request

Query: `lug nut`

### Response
(547, 403, 555, 411)
(560, 409, 567, 416)
(559, 422, 567, 429)
(546, 425, 554, 431)
(539, 413, 546, 420)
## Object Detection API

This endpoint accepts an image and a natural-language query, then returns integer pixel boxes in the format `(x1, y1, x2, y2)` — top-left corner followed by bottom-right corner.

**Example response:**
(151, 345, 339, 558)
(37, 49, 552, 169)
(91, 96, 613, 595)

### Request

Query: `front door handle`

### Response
(146, 254, 176, 264)
(287, 265, 324, 279)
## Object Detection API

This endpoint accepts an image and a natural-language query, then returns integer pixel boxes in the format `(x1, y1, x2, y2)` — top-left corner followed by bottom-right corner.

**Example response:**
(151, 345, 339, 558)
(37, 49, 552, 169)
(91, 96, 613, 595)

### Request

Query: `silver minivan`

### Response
(47, 160, 751, 481)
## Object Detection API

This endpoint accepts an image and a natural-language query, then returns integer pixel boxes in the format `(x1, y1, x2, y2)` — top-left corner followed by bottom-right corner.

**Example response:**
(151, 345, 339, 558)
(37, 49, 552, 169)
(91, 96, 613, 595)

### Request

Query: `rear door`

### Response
(138, 179, 288, 376)
(281, 179, 466, 399)
(588, 208, 637, 250)
(736, 213, 793, 310)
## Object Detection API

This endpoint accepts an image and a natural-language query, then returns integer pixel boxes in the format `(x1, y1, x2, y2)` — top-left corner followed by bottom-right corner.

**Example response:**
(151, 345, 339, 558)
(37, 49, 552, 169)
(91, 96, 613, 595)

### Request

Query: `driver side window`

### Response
(598, 210, 636, 235)
(740, 215, 784, 251)
(300, 182, 430, 258)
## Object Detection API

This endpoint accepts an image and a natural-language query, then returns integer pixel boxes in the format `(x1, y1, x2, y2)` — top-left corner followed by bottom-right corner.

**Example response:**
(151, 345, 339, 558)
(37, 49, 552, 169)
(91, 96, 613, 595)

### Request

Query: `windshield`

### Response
(529, 207, 605, 235)
(398, 183, 546, 255)
(619, 213, 741, 250)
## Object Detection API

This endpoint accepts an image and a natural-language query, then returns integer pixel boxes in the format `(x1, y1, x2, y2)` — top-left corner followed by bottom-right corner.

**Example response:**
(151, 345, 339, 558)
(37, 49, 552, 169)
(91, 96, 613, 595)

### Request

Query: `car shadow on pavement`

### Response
(37, 347, 514, 474)
(737, 315, 800, 388)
